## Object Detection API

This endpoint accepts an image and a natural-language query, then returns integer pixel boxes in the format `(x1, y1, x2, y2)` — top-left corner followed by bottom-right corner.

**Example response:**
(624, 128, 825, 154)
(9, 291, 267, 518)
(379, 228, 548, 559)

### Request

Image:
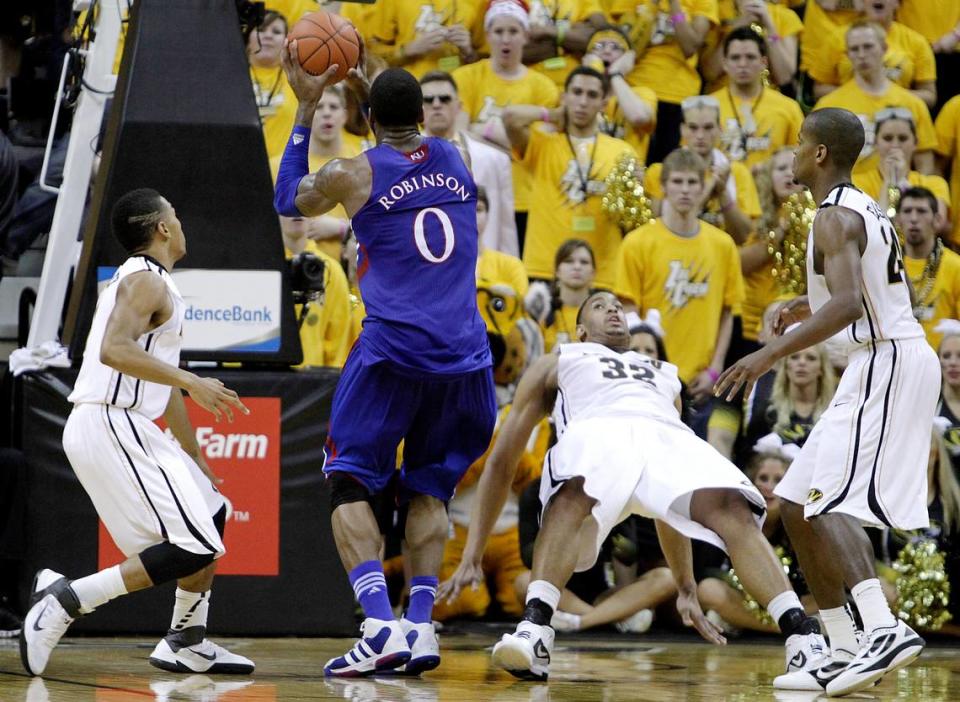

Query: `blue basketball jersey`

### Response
(351, 136, 491, 375)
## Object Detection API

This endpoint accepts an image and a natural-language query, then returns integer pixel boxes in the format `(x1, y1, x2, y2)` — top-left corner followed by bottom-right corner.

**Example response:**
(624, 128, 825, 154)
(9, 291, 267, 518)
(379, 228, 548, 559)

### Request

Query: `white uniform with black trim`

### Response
(64, 255, 225, 558)
(774, 184, 940, 529)
(542, 342, 765, 572)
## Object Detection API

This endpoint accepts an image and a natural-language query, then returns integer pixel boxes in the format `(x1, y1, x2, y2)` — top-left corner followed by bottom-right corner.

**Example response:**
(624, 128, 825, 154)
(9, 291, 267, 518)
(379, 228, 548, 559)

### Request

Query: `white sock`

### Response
(851, 578, 896, 632)
(169, 588, 210, 633)
(70, 566, 127, 614)
(820, 605, 859, 655)
(526, 580, 561, 612)
(766, 590, 804, 626)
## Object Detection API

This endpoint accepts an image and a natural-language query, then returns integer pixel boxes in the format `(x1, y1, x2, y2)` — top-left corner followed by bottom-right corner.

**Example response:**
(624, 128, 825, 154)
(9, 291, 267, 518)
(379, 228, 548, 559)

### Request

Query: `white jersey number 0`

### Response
(414, 207, 455, 263)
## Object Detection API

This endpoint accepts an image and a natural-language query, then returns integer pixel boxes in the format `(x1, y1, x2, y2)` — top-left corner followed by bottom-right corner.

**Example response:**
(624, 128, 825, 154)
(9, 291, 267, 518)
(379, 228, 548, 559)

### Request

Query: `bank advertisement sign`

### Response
(97, 268, 281, 353)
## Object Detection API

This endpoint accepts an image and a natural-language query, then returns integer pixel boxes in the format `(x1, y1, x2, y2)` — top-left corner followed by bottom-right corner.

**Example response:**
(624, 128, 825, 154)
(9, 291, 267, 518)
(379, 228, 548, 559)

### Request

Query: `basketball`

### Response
(287, 11, 361, 84)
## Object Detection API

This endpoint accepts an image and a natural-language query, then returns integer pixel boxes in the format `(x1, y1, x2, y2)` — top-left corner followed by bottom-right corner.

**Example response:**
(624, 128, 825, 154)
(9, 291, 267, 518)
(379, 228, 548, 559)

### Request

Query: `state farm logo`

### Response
(99, 397, 281, 576)
(163, 427, 268, 459)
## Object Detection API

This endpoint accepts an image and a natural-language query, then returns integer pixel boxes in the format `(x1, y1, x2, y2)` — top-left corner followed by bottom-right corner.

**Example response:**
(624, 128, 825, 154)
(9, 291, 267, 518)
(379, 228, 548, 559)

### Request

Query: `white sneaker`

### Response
(324, 617, 411, 677)
(615, 608, 653, 634)
(396, 618, 440, 675)
(783, 631, 827, 674)
(149, 637, 255, 674)
(826, 620, 925, 697)
(550, 610, 581, 632)
(773, 648, 855, 691)
(19, 569, 76, 676)
(491, 620, 555, 681)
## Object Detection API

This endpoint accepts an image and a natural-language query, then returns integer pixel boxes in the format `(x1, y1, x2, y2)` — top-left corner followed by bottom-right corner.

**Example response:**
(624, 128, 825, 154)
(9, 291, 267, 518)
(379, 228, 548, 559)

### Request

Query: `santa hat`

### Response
(485, 0, 529, 31)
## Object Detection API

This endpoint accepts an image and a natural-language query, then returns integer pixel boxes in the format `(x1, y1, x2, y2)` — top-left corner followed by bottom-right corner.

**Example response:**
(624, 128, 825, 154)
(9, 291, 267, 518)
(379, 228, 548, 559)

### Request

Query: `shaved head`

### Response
(805, 108, 865, 169)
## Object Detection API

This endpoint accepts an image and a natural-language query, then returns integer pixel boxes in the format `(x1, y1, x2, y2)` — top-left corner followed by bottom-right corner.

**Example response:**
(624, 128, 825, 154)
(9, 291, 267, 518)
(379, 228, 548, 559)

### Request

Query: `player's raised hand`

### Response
(282, 38, 340, 105)
(186, 376, 250, 423)
(344, 34, 371, 101)
(437, 559, 484, 604)
(676, 586, 727, 645)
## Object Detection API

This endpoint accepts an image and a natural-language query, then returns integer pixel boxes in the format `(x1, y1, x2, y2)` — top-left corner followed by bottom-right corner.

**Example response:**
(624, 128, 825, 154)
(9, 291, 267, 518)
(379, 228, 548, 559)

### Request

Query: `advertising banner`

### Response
(96, 397, 281, 576)
(97, 268, 282, 352)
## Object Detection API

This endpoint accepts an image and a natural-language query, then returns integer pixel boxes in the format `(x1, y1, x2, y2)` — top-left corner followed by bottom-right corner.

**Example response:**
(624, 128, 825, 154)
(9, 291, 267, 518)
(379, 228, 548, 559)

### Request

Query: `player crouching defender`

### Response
(440, 291, 825, 682)
(19, 189, 253, 677)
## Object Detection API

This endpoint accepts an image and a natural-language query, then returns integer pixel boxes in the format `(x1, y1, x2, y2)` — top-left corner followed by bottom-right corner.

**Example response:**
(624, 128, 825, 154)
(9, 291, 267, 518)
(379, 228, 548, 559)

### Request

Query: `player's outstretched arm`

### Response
(438, 354, 558, 603)
(101, 273, 249, 422)
(655, 520, 727, 645)
(714, 207, 864, 401)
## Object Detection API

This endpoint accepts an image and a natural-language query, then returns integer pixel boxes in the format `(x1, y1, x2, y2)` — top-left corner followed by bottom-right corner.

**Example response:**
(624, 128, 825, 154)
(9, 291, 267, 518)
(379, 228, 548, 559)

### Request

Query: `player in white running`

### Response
(715, 108, 939, 697)
(440, 290, 825, 682)
(19, 189, 254, 677)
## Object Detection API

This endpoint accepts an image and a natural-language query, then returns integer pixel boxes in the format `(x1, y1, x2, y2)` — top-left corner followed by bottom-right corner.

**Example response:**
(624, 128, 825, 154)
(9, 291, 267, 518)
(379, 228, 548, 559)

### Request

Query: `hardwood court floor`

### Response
(1, 628, 959, 701)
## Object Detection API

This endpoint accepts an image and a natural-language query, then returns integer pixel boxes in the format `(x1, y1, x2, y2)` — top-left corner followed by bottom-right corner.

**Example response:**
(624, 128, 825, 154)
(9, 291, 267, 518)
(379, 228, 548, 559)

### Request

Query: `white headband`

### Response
(485, 0, 529, 31)
(752, 433, 801, 462)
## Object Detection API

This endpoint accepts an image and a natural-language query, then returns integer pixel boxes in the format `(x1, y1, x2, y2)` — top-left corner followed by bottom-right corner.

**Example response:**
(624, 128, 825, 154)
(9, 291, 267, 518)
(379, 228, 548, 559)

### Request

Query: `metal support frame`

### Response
(25, 0, 123, 350)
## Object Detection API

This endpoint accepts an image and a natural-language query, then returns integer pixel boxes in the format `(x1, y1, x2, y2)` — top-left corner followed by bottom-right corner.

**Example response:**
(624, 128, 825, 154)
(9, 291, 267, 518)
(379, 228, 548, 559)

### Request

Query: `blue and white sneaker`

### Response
(324, 618, 411, 677)
(826, 620, 925, 697)
(396, 618, 440, 675)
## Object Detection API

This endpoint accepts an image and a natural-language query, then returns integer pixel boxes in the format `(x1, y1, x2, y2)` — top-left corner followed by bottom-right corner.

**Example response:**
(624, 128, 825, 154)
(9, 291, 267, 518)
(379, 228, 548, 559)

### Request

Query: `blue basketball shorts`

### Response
(323, 353, 497, 501)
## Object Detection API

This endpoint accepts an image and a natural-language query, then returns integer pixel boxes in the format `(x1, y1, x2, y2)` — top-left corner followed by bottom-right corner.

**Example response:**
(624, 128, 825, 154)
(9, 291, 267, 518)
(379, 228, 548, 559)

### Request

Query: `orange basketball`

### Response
(287, 11, 361, 84)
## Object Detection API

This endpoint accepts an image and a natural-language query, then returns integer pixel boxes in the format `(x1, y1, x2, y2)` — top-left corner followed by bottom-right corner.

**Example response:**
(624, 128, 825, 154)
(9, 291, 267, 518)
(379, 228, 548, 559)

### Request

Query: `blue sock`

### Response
(406, 576, 438, 624)
(349, 561, 393, 621)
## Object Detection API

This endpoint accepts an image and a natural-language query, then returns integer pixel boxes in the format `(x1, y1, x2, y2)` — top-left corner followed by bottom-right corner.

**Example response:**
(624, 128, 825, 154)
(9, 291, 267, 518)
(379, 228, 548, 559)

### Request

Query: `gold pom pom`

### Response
(602, 154, 654, 233)
(769, 191, 815, 296)
(893, 539, 952, 630)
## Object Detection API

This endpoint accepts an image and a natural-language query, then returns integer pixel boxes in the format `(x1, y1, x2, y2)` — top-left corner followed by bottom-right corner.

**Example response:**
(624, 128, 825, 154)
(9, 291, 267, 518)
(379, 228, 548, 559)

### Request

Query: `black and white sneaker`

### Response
(491, 620, 554, 681)
(826, 620, 925, 697)
(773, 648, 855, 690)
(19, 569, 78, 676)
(783, 631, 827, 674)
(149, 635, 255, 674)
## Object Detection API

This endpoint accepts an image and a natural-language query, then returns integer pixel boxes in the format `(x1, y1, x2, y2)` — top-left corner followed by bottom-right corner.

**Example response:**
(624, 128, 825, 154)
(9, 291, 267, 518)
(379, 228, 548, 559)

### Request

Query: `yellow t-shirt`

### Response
(852, 169, 951, 214)
(477, 248, 530, 298)
(703, 2, 803, 93)
(615, 219, 745, 382)
(810, 21, 937, 90)
(600, 84, 658, 165)
(711, 86, 804, 168)
(521, 130, 637, 288)
(813, 81, 937, 175)
(251, 63, 298, 161)
(342, 131, 377, 154)
(740, 232, 778, 342)
(347, 283, 365, 351)
(799, 3, 858, 76)
(453, 60, 560, 211)
(269, 142, 362, 259)
(296, 249, 352, 368)
(527, 0, 605, 87)
(541, 304, 581, 352)
(904, 246, 960, 350)
(629, 0, 720, 105)
(897, 0, 960, 47)
(265, 0, 317, 23)
(372, 0, 481, 78)
(935, 95, 960, 244)
(645, 158, 762, 227)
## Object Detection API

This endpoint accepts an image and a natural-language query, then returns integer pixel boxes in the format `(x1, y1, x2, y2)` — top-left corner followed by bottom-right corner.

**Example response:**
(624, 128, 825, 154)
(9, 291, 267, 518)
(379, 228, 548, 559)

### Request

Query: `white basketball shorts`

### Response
(63, 403, 225, 558)
(540, 415, 765, 572)
(775, 337, 940, 529)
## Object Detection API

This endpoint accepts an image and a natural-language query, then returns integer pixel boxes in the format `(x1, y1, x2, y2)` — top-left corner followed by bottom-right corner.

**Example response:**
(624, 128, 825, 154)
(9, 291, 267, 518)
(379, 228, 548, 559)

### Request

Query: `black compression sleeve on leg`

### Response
(140, 543, 216, 585)
(328, 471, 373, 511)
